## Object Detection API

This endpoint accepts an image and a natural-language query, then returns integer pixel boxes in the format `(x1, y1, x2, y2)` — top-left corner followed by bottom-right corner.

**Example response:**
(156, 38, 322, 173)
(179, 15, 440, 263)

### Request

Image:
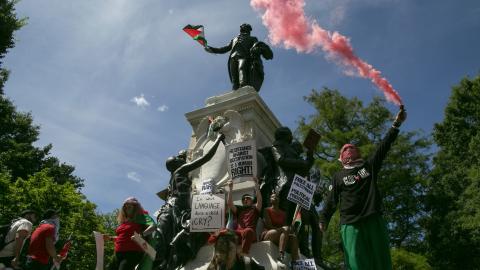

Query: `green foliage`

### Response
(0, 0, 27, 95)
(0, 94, 84, 188)
(0, 170, 103, 269)
(297, 88, 431, 265)
(427, 74, 480, 269)
(391, 248, 431, 270)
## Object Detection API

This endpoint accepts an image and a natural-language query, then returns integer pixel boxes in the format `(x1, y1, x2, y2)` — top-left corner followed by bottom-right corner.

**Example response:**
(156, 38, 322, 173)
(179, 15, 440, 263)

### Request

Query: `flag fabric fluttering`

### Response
(251, 0, 403, 106)
(183, 24, 207, 47)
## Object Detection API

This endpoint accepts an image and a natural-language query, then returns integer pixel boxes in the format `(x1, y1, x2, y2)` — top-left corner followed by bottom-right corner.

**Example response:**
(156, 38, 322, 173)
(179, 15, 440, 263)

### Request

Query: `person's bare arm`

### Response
(263, 209, 273, 230)
(227, 180, 237, 214)
(254, 177, 262, 212)
(45, 236, 61, 263)
(11, 230, 28, 267)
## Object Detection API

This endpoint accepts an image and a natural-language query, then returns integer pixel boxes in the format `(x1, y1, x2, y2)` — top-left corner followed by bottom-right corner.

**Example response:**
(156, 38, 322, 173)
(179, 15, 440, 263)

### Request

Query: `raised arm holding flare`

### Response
(319, 106, 407, 270)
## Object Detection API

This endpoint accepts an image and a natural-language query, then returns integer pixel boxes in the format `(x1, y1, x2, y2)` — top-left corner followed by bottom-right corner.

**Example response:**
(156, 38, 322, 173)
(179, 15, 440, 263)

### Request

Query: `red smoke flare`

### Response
(251, 0, 403, 106)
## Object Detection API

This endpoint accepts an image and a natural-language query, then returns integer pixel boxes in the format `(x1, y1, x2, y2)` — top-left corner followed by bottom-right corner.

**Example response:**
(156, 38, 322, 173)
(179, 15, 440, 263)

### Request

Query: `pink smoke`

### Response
(250, 0, 403, 106)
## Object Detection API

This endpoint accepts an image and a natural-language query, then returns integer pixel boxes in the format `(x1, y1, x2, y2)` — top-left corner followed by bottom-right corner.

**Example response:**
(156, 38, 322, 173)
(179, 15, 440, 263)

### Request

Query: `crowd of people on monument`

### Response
(0, 107, 406, 270)
(0, 21, 408, 270)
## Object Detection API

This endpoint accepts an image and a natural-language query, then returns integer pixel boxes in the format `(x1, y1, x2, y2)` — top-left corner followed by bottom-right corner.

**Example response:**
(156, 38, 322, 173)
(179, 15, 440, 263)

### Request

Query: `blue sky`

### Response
(3, 0, 480, 214)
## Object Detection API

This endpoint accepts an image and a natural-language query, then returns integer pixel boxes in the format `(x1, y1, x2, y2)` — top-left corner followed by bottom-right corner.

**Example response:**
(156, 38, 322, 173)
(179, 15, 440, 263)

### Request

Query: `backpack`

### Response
(0, 220, 15, 251)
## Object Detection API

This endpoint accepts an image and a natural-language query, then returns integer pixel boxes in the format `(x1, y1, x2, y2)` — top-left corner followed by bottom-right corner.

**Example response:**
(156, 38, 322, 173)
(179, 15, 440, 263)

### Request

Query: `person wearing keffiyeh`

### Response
(319, 107, 407, 270)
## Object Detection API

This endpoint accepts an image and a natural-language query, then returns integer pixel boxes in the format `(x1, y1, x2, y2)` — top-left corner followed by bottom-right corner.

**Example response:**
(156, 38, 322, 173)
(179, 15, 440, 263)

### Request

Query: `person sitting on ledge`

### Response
(207, 229, 264, 270)
(227, 177, 262, 256)
(261, 192, 299, 265)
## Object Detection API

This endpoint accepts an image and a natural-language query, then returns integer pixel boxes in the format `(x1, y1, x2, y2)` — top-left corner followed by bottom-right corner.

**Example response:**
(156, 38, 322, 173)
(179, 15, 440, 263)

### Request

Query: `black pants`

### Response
(24, 257, 49, 270)
(110, 251, 143, 270)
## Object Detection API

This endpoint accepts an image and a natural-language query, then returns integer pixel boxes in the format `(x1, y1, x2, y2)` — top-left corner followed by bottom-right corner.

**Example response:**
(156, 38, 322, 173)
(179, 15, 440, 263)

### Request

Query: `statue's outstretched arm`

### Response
(205, 40, 232, 54)
(176, 133, 225, 175)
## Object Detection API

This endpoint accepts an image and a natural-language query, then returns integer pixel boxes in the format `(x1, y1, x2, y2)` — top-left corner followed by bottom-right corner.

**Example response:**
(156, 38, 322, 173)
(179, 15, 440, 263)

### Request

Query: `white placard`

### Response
(200, 179, 215, 194)
(93, 231, 104, 270)
(131, 232, 156, 260)
(226, 140, 257, 181)
(287, 174, 317, 210)
(190, 193, 225, 232)
(292, 259, 317, 270)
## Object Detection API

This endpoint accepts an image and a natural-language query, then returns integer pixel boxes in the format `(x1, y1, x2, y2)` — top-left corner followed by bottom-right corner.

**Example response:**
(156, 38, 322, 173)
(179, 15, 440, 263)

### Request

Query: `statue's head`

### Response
(166, 156, 186, 172)
(177, 149, 187, 162)
(240, 23, 252, 34)
(275, 126, 293, 144)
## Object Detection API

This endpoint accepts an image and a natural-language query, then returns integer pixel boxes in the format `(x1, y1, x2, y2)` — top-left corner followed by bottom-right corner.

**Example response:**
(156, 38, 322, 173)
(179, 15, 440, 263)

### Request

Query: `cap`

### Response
(242, 194, 254, 200)
(20, 209, 37, 217)
(43, 209, 59, 220)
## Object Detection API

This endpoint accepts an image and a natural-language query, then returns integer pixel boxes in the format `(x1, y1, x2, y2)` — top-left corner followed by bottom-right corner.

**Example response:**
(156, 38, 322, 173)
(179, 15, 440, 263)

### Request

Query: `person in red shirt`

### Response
(25, 209, 62, 270)
(105, 197, 155, 270)
(261, 192, 299, 265)
(227, 177, 262, 256)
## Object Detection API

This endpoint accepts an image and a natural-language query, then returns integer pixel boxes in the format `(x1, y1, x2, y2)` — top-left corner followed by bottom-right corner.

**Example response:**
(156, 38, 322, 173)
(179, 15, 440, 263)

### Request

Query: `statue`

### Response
(259, 127, 325, 263)
(154, 133, 225, 270)
(205, 23, 273, 92)
(272, 127, 314, 223)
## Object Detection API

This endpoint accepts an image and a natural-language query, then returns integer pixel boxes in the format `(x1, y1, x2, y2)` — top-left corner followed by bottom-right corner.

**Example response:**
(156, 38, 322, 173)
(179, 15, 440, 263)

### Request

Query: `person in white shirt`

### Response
(0, 210, 37, 269)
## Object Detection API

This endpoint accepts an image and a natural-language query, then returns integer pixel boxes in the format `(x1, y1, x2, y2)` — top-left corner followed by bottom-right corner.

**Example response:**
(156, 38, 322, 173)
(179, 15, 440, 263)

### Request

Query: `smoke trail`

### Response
(250, 0, 403, 106)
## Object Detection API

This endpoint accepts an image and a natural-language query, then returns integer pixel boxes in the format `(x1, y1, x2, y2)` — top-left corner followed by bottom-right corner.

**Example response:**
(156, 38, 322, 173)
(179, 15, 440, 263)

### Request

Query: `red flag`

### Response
(183, 24, 207, 46)
(59, 240, 72, 258)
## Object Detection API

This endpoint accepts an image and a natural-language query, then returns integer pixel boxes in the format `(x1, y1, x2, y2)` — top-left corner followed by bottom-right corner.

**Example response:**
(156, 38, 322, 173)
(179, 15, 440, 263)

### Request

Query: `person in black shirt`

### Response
(318, 107, 407, 270)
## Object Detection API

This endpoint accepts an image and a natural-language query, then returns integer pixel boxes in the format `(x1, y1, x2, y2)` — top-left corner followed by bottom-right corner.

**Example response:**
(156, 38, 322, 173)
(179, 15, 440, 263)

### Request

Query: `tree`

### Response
(0, 0, 26, 95)
(297, 88, 431, 265)
(427, 74, 480, 269)
(0, 170, 103, 269)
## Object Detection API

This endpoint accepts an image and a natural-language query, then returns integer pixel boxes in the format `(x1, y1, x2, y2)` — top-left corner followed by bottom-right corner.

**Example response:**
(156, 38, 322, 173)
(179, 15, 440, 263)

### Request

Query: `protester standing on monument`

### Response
(207, 229, 264, 270)
(104, 197, 155, 270)
(227, 177, 262, 255)
(24, 209, 62, 270)
(0, 210, 37, 268)
(318, 107, 407, 270)
(261, 192, 299, 265)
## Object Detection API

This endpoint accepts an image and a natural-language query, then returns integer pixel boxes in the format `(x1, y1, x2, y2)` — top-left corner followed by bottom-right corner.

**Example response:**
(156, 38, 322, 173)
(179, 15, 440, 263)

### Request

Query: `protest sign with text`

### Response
(226, 140, 257, 182)
(287, 174, 317, 210)
(292, 259, 317, 270)
(200, 179, 215, 194)
(190, 193, 225, 232)
(93, 231, 104, 270)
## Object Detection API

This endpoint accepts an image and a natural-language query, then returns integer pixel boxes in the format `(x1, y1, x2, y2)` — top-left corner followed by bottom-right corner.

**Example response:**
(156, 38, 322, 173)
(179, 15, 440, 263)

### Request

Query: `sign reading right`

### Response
(287, 174, 317, 210)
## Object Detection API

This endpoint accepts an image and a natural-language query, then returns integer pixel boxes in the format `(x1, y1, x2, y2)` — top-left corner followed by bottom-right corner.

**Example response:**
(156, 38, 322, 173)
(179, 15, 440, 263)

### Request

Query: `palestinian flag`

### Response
(292, 210, 302, 234)
(183, 24, 207, 46)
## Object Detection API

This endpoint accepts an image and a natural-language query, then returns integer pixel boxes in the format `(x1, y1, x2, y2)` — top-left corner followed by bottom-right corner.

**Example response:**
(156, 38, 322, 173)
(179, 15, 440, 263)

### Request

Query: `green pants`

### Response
(341, 214, 392, 270)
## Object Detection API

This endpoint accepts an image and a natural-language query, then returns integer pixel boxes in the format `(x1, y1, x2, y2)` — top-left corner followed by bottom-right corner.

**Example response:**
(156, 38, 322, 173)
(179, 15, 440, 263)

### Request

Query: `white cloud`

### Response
(157, 105, 169, 112)
(168, 9, 174, 15)
(131, 94, 150, 108)
(127, 171, 141, 182)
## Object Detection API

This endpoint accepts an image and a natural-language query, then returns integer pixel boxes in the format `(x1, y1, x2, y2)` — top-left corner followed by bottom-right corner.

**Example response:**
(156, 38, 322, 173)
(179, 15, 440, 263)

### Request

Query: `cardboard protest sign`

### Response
(93, 231, 104, 270)
(226, 140, 257, 182)
(190, 193, 225, 232)
(287, 174, 317, 210)
(131, 232, 156, 260)
(200, 179, 215, 194)
(292, 259, 317, 270)
(303, 128, 321, 151)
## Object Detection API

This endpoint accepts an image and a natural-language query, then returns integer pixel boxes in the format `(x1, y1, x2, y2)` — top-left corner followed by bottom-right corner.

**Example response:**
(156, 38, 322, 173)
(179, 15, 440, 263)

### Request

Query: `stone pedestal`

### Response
(184, 86, 281, 203)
